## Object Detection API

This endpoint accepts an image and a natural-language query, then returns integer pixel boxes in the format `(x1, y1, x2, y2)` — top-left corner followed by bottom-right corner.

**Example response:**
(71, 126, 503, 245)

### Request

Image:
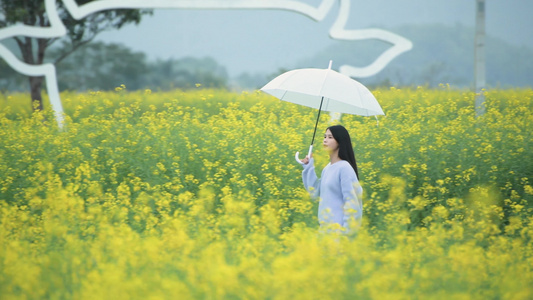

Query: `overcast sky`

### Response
(96, 0, 533, 76)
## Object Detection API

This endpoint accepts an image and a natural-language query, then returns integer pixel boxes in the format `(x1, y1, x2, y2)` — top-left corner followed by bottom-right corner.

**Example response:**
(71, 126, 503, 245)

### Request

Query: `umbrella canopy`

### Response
(260, 61, 384, 163)
(261, 63, 384, 117)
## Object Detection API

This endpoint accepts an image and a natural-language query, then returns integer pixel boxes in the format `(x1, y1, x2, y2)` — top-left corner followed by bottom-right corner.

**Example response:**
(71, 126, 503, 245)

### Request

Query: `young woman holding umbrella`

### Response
(261, 61, 379, 233)
(300, 125, 363, 233)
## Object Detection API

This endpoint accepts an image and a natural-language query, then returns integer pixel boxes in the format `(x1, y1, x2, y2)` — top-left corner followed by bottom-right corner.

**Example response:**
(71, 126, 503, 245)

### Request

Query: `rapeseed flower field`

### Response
(0, 87, 532, 299)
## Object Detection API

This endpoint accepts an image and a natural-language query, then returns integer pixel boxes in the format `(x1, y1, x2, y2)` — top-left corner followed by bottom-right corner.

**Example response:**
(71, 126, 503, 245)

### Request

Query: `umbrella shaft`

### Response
(310, 96, 324, 146)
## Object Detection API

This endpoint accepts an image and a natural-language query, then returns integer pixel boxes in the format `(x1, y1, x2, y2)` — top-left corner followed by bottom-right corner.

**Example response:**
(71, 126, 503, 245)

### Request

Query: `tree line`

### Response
(0, 41, 233, 93)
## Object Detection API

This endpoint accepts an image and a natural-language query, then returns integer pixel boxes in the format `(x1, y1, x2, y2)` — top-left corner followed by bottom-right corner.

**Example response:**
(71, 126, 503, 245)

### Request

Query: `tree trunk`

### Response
(29, 76, 44, 111)
(16, 34, 48, 112)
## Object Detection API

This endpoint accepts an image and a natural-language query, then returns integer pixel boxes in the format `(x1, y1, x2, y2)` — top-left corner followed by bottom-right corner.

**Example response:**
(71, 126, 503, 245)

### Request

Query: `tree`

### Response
(0, 0, 151, 110)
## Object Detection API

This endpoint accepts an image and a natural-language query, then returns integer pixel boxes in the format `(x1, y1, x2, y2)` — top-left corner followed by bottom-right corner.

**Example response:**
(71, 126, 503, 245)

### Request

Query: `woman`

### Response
(301, 125, 363, 233)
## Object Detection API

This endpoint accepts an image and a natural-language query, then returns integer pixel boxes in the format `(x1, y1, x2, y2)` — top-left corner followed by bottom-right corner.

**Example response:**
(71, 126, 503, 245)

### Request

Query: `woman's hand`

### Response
(301, 155, 311, 165)
(295, 150, 312, 165)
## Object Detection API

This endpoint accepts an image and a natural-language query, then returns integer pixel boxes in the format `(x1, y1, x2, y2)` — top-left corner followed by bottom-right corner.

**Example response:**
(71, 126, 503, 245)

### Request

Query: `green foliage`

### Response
(51, 42, 150, 91)
(146, 56, 229, 90)
(0, 54, 27, 92)
(1, 39, 230, 92)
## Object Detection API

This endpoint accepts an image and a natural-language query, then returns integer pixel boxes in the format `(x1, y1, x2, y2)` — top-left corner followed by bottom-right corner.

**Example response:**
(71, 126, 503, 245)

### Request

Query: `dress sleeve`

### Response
(340, 165, 363, 231)
(302, 157, 320, 198)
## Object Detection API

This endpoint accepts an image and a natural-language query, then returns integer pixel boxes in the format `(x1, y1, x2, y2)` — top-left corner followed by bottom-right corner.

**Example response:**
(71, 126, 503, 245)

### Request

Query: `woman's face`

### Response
(323, 129, 339, 153)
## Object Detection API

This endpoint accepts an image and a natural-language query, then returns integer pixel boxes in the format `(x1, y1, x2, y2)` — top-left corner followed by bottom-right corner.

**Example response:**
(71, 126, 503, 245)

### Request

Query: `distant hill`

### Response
(297, 23, 533, 88)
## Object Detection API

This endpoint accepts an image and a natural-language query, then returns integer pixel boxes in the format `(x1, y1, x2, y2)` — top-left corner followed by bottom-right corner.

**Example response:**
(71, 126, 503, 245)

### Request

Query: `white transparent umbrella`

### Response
(260, 61, 384, 163)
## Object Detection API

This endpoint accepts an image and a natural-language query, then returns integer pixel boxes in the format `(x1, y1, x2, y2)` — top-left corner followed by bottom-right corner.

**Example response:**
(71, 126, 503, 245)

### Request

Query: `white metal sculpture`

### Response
(0, 0, 413, 127)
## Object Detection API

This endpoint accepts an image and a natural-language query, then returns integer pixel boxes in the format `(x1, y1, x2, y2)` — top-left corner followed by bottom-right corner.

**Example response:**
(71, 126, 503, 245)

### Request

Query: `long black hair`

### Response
(327, 125, 359, 179)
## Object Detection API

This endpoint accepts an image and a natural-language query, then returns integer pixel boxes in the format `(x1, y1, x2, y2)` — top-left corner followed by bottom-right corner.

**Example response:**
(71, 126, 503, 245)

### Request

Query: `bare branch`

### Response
(54, 35, 97, 65)
(46, 37, 59, 48)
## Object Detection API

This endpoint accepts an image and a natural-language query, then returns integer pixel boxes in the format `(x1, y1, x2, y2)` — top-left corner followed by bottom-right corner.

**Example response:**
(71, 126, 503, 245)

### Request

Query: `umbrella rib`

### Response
(280, 89, 288, 100)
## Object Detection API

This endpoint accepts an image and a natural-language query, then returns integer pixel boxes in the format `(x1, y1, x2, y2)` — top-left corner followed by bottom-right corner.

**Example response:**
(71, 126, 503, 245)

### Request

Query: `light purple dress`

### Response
(302, 157, 363, 232)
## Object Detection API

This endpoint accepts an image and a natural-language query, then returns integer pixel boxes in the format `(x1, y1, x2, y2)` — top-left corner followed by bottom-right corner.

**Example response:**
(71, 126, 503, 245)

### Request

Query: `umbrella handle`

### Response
(295, 145, 313, 165)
